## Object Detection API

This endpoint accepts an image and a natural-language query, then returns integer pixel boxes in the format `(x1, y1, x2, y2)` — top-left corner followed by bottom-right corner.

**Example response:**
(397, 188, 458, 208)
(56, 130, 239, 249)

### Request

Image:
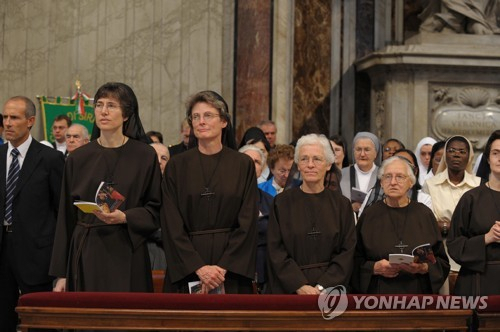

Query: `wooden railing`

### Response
(16, 292, 477, 331)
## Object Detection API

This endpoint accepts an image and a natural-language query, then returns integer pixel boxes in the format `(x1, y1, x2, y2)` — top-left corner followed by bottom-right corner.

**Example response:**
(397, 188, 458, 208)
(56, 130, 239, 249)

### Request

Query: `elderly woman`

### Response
(239, 144, 273, 293)
(238, 127, 271, 184)
(266, 134, 356, 294)
(353, 156, 449, 294)
(359, 149, 432, 216)
(447, 130, 500, 296)
(258, 144, 295, 197)
(340, 132, 381, 214)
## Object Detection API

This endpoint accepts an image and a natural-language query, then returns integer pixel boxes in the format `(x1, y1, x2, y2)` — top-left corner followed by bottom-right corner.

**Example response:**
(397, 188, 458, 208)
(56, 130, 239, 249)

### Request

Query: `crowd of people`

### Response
(1, 83, 500, 330)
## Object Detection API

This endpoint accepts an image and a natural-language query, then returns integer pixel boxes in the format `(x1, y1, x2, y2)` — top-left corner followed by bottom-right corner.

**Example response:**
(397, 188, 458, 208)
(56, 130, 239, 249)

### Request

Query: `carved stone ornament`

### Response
(431, 86, 500, 149)
(374, 90, 385, 141)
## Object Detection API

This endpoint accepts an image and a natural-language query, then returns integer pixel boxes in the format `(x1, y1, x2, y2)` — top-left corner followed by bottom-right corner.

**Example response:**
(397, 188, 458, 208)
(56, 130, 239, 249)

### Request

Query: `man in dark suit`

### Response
(168, 118, 190, 157)
(0, 96, 65, 331)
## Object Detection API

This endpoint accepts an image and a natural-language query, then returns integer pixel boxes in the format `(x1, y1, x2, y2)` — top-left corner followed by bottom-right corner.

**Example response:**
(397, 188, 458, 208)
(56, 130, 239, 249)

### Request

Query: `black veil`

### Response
(90, 82, 151, 144)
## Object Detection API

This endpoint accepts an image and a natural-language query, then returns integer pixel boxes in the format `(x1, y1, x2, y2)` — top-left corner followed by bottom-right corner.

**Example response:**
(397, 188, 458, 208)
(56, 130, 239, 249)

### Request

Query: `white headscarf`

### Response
(414, 137, 437, 185)
(436, 135, 475, 174)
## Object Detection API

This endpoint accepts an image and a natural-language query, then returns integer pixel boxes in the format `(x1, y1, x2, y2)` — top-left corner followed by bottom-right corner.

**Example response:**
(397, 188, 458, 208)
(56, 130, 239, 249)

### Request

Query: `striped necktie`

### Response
(5, 148, 20, 226)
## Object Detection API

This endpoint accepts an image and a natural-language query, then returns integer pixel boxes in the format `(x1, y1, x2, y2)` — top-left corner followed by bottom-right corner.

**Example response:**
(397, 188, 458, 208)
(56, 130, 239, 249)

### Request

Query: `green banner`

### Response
(38, 96, 94, 142)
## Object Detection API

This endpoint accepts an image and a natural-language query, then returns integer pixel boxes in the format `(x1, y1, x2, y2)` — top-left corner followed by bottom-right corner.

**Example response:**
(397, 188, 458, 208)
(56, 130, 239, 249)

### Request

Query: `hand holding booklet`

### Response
(351, 187, 367, 203)
(388, 243, 437, 265)
(188, 281, 225, 294)
(73, 181, 126, 213)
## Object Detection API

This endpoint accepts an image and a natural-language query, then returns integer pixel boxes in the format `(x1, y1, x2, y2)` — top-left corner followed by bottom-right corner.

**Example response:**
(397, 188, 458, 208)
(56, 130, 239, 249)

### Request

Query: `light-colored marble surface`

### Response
(0, 0, 233, 146)
(357, 33, 500, 150)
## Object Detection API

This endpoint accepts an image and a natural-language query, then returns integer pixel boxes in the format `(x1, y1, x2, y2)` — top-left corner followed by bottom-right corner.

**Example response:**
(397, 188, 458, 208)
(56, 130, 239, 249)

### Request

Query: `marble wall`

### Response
(1, 0, 367, 147)
(0, 0, 234, 146)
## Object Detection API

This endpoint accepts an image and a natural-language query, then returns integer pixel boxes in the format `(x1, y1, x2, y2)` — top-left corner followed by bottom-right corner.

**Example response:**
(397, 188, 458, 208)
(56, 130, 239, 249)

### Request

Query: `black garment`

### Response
(448, 184, 500, 296)
(50, 140, 161, 292)
(353, 200, 449, 294)
(256, 189, 273, 285)
(266, 188, 356, 294)
(0, 140, 64, 331)
(161, 147, 258, 293)
(168, 142, 188, 157)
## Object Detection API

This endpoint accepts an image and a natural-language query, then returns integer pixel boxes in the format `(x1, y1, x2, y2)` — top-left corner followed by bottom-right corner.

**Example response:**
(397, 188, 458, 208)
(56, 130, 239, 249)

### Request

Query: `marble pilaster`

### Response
(234, 0, 272, 141)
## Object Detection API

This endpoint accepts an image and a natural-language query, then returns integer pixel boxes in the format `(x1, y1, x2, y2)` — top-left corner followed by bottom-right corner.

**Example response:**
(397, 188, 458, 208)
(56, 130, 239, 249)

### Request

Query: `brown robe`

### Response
(448, 184, 500, 296)
(49, 140, 161, 291)
(353, 200, 449, 294)
(161, 147, 258, 293)
(266, 188, 356, 294)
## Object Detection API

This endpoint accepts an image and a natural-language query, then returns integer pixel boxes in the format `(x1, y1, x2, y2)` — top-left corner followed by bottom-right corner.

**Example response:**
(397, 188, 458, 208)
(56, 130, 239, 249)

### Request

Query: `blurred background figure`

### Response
(415, 137, 436, 185)
(258, 144, 295, 197)
(340, 132, 381, 215)
(146, 130, 163, 144)
(65, 123, 89, 155)
(150, 142, 170, 175)
(258, 120, 277, 150)
(0, 113, 4, 144)
(382, 138, 405, 161)
(329, 134, 349, 170)
(41, 115, 72, 156)
(168, 118, 191, 157)
(239, 144, 273, 293)
(239, 127, 271, 184)
(425, 141, 446, 182)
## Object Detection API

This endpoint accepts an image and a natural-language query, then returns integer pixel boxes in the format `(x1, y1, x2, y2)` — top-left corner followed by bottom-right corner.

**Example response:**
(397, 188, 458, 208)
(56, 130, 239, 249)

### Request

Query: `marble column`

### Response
(292, 0, 332, 141)
(234, 0, 273, 141)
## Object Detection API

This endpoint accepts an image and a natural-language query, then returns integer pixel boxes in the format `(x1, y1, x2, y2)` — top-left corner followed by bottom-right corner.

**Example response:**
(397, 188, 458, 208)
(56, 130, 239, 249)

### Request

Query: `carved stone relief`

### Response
(374, 90, 386, 141)
(430, 85, 500, 149)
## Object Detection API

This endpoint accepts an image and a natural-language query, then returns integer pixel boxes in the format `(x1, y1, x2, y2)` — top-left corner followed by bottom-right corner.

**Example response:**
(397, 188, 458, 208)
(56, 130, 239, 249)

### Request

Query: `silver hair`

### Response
(294, 133, 335, 165)
(378, 156, 417, 186)
(69, 123, 89, 140)
(239, 144, 266, 166)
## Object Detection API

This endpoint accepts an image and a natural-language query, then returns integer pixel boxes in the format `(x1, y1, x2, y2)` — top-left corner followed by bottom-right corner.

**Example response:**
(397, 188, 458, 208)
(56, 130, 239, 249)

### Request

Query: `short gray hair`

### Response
(239, 144, 266, 166)
(7, 96, 36, 118)
(69, 123, 89, 140)
(295, 134, 335, 165)
(378, 156, 417, 186)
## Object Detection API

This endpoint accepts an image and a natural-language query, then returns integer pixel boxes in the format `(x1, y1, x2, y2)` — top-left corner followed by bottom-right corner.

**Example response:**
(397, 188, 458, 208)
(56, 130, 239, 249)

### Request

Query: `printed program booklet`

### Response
(351, 187, 368, 203)
(388, 243, 437, 265)
(188, 281, 225, 294)
(73, 181, 126, 213)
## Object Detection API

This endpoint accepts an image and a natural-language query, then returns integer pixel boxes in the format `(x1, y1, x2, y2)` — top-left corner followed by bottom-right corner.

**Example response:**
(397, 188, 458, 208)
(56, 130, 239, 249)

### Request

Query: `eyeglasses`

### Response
(354, 147, 373, 154)
(298, 156, 326, 166)
(447, 147, 467, 156)
(95, 102, 121, 112)
(276, 168, 291, 176)
(189, 112, 221, 122)
(381, 174, 408, 184)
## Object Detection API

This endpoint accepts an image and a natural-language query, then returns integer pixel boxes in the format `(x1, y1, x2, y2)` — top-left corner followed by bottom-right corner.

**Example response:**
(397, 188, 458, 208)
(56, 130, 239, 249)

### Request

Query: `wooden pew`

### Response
(477, 295, 500, 331)
(16, 292, 473, 331)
